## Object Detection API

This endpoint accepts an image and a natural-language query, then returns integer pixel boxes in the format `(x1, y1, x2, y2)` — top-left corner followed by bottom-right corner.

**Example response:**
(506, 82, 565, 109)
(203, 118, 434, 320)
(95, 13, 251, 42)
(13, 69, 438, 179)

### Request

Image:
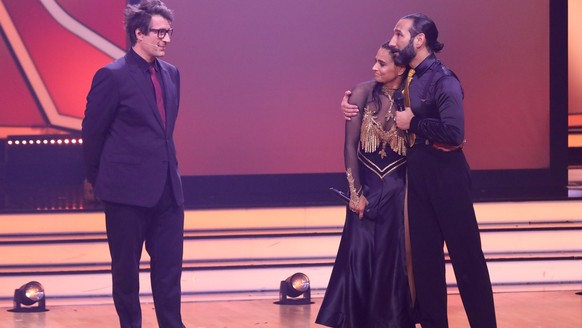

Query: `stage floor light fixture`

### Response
(275, 272, 313, 305)
(8, 281, 48, 312)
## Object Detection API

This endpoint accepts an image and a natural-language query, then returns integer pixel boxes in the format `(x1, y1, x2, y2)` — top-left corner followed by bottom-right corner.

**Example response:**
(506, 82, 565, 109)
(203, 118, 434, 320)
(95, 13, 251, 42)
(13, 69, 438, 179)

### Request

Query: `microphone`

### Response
(393, 89, 405, 112)
(329, 187, 350, 203)
(393, 89, 410, 142)
(143, 41, 160, 48)
(329, 187, 376, 220)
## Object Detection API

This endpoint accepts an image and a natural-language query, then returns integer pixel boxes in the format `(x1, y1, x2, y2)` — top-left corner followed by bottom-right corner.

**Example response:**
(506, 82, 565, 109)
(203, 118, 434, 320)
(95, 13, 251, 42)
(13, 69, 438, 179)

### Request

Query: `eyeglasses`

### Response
(149, 28, 173, 39)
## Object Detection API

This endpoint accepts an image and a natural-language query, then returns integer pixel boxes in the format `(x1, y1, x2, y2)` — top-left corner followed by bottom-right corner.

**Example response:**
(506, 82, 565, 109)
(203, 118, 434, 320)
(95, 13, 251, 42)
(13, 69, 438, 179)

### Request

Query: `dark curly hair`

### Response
(124, 0, 174, 46)
(402, 13, 444, 53)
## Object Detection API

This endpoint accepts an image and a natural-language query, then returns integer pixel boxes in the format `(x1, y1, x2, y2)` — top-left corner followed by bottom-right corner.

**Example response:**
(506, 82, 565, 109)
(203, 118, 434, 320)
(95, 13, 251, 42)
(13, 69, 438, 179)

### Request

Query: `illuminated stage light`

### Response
(5, 136, 82, 147)
(8, 281, 48, 312)
(275, 272, 312, 305)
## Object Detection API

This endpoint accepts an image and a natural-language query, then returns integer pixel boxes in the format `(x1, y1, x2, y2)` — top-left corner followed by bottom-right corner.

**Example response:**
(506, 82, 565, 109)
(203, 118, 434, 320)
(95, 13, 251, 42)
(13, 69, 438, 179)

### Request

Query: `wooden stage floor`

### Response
(1, 290, 581, 327)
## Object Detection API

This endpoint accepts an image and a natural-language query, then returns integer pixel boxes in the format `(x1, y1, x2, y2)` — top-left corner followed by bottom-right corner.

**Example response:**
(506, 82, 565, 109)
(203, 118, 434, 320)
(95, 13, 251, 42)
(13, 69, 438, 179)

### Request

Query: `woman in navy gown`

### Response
(315, 43, 415, 328)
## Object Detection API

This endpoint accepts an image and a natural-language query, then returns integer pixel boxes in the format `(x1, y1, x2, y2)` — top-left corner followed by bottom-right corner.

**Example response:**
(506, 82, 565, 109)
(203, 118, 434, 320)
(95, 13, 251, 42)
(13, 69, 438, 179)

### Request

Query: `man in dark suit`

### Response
(389, 14, 496, 328)
(82, 1, 185, 327)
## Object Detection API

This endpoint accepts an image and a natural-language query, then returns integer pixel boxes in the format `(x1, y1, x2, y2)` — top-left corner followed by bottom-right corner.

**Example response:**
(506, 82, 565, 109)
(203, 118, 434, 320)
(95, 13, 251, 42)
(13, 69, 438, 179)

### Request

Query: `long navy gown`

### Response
(315, 81, 415, 328)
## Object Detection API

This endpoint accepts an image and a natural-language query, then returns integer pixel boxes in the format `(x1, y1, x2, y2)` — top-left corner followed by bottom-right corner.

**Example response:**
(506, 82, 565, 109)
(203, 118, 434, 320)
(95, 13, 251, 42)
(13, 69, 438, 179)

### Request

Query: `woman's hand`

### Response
(349, 194, 368, 220)
(341, 90, 360, 121)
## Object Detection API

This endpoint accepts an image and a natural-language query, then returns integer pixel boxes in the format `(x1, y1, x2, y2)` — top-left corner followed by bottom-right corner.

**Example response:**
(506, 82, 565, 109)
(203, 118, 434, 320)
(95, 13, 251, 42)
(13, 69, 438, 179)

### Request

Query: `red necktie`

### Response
(149, 65, 166, 127)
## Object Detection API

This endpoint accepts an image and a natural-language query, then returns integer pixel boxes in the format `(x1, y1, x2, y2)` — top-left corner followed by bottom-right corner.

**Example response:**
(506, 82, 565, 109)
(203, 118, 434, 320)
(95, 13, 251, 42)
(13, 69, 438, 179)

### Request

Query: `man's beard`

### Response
(390, 39, 416, 66)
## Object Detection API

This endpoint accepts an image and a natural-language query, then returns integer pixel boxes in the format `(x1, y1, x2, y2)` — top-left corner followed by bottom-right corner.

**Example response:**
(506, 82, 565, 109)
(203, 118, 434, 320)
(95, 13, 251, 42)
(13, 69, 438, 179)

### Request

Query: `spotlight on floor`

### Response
(8, 281, 48, 312)
(275, 272, 313, 305)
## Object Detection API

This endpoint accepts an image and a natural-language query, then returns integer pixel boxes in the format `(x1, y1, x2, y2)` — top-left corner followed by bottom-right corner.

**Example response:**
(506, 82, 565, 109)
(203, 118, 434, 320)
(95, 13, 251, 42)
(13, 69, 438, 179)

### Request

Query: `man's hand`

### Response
(83, 178, 96, 202)
(395, 106, 414, 130)
(341, 90, 359, 121)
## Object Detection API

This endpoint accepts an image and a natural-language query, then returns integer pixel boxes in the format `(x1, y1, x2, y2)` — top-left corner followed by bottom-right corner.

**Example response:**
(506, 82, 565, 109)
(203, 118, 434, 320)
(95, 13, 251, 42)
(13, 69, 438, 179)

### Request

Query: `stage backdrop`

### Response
(169, 0, 552, 174)
(0, 0, 568, 208)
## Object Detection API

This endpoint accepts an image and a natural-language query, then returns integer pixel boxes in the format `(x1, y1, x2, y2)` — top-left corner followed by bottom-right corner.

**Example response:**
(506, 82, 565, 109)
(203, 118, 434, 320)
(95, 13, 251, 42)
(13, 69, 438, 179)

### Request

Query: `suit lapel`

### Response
(160, 64, 175, 131)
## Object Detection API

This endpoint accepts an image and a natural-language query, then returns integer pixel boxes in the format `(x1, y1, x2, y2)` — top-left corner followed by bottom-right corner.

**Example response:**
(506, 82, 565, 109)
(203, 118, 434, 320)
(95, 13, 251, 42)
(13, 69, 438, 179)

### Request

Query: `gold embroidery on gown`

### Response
(360, 105, 407, 157)
(346, 168, 362, 206)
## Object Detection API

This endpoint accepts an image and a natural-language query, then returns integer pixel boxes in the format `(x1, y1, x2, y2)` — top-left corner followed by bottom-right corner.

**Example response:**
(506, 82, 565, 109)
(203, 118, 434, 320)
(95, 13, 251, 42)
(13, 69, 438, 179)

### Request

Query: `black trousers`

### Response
(103, 177, 185, 328)
(407, 145, 496, 328)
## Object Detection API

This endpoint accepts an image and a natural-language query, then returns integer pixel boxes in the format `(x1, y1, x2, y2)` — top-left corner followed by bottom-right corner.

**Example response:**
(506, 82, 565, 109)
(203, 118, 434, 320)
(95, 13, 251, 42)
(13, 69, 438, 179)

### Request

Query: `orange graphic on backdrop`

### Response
(0, 0, 125, 130)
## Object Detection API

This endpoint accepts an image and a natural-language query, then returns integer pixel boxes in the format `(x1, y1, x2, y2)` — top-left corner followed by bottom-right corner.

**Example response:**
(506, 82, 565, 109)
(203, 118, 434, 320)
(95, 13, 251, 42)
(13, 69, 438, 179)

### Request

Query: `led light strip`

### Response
(7, 138, 83, 146)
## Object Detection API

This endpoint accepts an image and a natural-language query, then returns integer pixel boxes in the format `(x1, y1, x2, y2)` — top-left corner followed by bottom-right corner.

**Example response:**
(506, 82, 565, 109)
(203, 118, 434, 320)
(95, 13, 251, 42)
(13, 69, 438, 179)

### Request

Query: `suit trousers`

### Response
(104, 175, 185, 328)
(407, 145, 496, 328)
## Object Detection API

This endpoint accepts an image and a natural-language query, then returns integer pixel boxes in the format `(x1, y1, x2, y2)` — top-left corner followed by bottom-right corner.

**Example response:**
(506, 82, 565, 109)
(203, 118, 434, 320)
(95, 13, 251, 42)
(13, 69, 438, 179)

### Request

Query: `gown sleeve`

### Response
(343, 82, 372, 198)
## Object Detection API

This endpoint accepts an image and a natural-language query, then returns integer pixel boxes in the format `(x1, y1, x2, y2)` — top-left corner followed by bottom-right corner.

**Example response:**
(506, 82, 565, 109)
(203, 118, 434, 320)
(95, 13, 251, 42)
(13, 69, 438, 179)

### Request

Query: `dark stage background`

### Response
(0, 0, 568, 210)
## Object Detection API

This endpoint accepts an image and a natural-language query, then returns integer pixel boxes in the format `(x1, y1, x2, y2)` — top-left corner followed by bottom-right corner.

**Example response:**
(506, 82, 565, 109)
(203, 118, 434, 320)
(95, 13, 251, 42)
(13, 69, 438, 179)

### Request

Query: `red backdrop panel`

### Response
(0, 0, 552, 175)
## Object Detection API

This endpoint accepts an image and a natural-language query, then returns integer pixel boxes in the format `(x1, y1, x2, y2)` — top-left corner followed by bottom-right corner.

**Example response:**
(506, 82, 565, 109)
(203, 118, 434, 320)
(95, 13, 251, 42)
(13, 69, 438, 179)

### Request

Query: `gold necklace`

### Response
(381, 85, 395, 122)
(381, 85, 397, 98)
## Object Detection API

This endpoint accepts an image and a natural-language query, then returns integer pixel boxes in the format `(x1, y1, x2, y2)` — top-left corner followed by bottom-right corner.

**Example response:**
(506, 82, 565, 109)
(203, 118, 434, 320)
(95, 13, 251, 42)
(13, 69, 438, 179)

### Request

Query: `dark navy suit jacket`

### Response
(82, 50, 184, 207)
